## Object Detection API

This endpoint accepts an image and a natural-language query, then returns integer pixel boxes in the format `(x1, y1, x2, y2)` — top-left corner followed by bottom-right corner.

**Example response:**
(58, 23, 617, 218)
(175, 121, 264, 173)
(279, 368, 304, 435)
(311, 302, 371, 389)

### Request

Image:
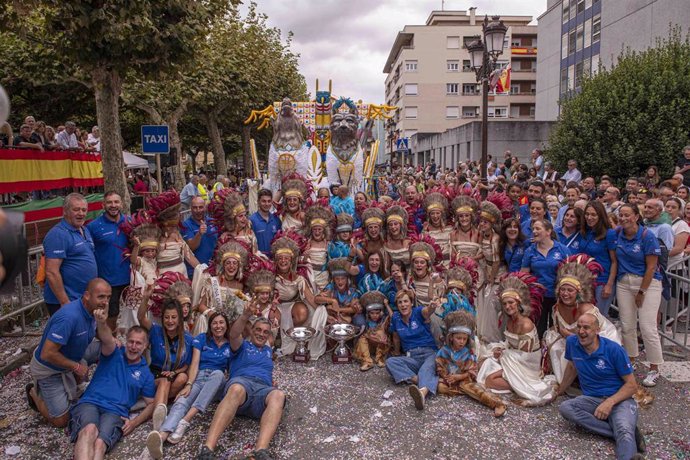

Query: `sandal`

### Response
(25, 383, 38, 412)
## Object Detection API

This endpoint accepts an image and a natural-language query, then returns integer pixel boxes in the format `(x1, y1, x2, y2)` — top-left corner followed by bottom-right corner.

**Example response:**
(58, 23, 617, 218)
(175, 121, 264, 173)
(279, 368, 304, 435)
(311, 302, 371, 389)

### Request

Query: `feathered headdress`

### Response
(146, 190, 181, 226)
(359, 290, 387, 312)
(557, 254, 603, 305)
(149, 271, 192, 317)
(409, 234, 445, 273)
(220, 191, 246, 233)
(120, 210, 160, 250)
(246, 257, 276, 297)
(212, 241, 249, 280)
(271, 230, 306, 272)
(385, 205, 410, 238)
(328, 257, 351, 278)
(444, 310, 476, 338)
(423, 192, 449, 224)
(282, 172, 312, 202)
(450, 195, 478, 224)
(485, 191, 514, 222)
(444, 266, 477, 305)
(335, 213, 354, 234)
(361, 206, 385, 235)
(479, 201, 502, 231)
(497, 272, 545, 324)
(304, 205, 334, 241)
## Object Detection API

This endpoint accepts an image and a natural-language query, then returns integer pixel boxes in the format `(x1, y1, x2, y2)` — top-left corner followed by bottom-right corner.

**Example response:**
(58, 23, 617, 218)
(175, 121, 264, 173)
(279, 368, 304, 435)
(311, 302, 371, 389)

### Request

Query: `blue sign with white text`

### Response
(141, 125, 169, 154)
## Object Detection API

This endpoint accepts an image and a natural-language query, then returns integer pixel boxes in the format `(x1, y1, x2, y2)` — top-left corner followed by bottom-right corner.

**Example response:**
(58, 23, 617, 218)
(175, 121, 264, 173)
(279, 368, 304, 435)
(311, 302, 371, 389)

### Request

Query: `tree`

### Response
(1, 0, 231, 209)
(547, 28, 690, 183)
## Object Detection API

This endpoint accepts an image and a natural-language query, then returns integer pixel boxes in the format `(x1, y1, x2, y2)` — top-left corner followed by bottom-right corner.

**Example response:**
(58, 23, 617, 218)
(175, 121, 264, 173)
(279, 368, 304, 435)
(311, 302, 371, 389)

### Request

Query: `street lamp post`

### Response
(466, 15, 508, 180)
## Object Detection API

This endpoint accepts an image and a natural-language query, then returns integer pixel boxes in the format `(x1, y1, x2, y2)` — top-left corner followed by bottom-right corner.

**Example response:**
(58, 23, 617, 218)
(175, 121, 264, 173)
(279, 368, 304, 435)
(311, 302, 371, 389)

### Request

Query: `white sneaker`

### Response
(146, 430, 163, 459)
(152, 404, 167, 432)
(642, 370, 660, 387)
(168, 419, 190, 444)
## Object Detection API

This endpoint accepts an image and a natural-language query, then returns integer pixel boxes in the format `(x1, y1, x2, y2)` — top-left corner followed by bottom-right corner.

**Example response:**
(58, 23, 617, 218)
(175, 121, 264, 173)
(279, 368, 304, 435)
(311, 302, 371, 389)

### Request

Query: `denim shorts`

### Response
(36, 373, 73, 418)
(224, 376, 278, 420)
(69, 402, 124, 452)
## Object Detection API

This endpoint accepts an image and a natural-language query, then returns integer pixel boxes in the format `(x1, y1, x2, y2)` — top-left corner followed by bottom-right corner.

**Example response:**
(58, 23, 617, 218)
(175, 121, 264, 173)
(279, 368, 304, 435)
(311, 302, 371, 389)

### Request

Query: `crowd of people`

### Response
(22, 144, 690, 460)
(0, 115, 101, 153)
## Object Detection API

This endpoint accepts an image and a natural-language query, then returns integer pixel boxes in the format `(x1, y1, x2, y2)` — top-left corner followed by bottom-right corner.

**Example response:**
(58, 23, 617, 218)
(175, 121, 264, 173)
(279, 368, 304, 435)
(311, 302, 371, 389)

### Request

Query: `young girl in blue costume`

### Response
(328, 214, 355, 261)
(314, 258, 362, 327)
(428, 264, 477, 346)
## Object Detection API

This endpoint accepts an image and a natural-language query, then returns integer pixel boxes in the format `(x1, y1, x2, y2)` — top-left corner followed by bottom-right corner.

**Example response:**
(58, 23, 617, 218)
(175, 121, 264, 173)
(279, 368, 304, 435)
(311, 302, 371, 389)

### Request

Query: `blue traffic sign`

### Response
(141, 125, 169, 154)
(396, 137, 409, 152)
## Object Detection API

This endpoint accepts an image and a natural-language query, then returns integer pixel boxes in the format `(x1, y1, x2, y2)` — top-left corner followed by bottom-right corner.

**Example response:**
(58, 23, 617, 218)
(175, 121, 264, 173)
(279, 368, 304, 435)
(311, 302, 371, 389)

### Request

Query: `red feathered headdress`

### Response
(149, 271, 192, 317)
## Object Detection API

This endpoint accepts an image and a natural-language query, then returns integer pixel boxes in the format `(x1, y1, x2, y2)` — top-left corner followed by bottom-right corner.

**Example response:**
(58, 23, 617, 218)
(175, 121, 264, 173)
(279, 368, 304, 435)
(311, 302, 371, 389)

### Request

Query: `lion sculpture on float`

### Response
(268, 98, 322, 198)
(326, 98, 363, 193)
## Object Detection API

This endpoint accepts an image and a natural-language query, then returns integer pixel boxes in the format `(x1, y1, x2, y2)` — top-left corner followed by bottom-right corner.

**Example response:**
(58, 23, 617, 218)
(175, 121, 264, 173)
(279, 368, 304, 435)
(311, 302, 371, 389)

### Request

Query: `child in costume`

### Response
(328, 213, 355, 261)
(429, 263, 477, 345)
(436, 311, 507, 417)
(315, 258, 362, 326)
(353, 291, 393, 371)
(246, 263, 281, 345)
(330, 184, 355, 216)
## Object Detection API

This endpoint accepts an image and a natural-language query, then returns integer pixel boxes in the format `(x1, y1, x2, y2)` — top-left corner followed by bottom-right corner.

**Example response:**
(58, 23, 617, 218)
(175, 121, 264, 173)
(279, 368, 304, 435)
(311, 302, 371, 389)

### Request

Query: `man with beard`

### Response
(250, 189, 282, 256)
(518, 181, 547, 222)
(182, 196, 218, 277)
(87, 191, 130, 331)
(403, 184, 423, 233)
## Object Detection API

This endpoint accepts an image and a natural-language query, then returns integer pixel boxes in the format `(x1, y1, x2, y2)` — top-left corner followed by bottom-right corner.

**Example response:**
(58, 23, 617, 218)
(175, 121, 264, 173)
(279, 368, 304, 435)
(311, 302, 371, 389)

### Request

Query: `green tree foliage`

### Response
(547, 29, 690, 182)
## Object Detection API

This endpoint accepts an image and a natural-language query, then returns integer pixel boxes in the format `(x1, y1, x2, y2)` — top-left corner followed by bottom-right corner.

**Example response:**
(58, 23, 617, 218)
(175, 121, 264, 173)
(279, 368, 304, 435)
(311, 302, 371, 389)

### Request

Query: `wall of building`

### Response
(536, 1, 563, 121)
(406, 120, 556, 169)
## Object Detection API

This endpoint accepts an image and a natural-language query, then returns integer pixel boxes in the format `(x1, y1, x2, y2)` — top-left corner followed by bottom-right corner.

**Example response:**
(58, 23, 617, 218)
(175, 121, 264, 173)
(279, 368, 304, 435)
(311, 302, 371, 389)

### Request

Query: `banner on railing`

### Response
(0, 148, 103, 193)
(3, 193, 103, 223)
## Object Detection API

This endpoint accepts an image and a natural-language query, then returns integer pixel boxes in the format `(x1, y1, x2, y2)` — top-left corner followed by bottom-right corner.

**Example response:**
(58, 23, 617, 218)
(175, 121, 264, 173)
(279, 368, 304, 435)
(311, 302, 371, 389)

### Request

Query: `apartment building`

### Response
(536, 0, 690, 121)
(383, 9, 537, 157)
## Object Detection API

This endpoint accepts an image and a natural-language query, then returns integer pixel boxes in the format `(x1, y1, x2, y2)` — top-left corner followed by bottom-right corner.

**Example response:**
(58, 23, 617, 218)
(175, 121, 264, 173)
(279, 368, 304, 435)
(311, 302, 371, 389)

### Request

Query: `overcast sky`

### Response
(249, 0, 546, 104)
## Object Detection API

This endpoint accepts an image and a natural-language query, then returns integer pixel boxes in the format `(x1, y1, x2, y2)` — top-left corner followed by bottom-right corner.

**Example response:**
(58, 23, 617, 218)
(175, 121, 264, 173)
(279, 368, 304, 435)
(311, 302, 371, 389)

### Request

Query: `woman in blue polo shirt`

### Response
(148, 311, 231, 457)
(138, 287, 193, 431)
(385, 289, 438, 411)
(580, 201, 618, 317)
(521, 219, 571, 337)
(615, 204, 663, 387)
(555, 207, 583, 252)
(520, 198, 549, 241)
(499, 217, 527, 273)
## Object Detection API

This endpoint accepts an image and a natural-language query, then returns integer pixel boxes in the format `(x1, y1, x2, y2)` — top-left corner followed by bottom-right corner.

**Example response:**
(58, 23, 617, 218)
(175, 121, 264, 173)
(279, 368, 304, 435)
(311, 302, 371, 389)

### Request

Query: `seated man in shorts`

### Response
(27, 279, 110, 427)
(197, 307, 286, 460)
(70, 309, 155, 460)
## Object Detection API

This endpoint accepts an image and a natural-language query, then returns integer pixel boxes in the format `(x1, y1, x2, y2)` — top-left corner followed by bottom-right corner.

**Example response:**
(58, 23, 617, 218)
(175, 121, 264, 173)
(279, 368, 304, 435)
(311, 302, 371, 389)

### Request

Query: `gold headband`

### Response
(480, 211, 496, 223)
(455, 206, 474, 214)
(140, 241, 159, 249)
(447, 280, 467, 291)
(365, 217, 383, 226)
(163, 219, 178, 226)
(233, 204, 246, 216)
(387, 215, 404, 224)
(310, 218, 327, 226)
(177, 296, 191, 305)
(275, 248, 294, 257)
(558, 276, 582, 290)
(411, 250, 431, 260)
(253, 286, 273, 293)
(427, 204, 444, 211)
(284, 190, 302, 198)
(221, 251, 242, 264)
(500, 290, 521, 301)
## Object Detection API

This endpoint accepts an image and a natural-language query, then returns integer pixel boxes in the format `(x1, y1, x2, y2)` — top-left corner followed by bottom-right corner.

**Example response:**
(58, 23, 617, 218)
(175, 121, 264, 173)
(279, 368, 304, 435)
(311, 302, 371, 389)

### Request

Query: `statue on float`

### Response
(326, 98, 363, 193)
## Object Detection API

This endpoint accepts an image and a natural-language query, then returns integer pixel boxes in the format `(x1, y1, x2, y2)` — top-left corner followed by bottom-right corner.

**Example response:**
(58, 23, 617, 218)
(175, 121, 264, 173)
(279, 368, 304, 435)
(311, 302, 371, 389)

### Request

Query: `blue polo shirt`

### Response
(388, 306, 437, 352)
(555, 227, 582, 251)
(87, 213, 131, 286)
(519, 203, 530, 222)
(565, 335, 632, 398)
(192, 333, 231, 371)
(149, 324, 193, 371)
(230, 340, 273, 386)
(615, 226, 662, 281)
(42, 219, 98, 304)
(521, 241, 571, 297)
(504, 241, 526, 273)
(182, 216, 218, 278)
(77, 347, 155, 417)
(580, 229, 616, 283)
(249, 211, 281, 255)
(35, 298, 96, 371)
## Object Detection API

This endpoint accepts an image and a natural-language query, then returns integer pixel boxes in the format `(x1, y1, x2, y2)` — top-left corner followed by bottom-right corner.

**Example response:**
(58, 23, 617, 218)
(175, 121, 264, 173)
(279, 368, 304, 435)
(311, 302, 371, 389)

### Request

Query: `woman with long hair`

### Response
(383, 205, 412, 270)
(642, 165, 661, 189)
(520, 197, 549, 241)
(499, 218, 527, 274)
(555, 207, 584, 251)
(422, 192, 452, 266)
(303, 205, 335, 293)
(450, 195, 481, 264)
(215, 191, 257, 253)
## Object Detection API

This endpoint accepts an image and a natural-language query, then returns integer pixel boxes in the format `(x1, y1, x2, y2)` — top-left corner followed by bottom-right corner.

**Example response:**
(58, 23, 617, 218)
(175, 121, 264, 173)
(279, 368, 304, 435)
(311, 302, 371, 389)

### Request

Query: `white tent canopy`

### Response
(123, 151, 149, 170)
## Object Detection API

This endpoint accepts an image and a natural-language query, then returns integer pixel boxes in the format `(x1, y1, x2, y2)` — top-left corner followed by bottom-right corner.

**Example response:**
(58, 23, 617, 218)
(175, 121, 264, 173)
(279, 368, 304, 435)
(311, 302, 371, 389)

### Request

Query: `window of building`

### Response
(503, 37, 510, 50)
(462, 83, 477, 95)
(488, 106, 508, 118)
(577, 0, 585, 14)
(447, 36, 460, 49)
(495, 61, 510, 70)
(562, 1, 570, 22)
(591, 54, 600, 74)
(561, 32, 568, 58)
(510, 84, 520, 94)
(529, 105, 536, 117)
(462, 106, 478, 118)
(583, 57, 591, 78)
(447, 83, 459, 95)
(446, 106, 460, 119)
(510, 105, 520, 118)
(585, 0, 592, 9)
(531, 82, 537, 93)
(576, 24, 584, 52)
(462, 36, 477, 48)
(560, 68, 568, 94)
(405, 106, 418, 119)
(405, 60, 418, 72)
(592, 15, 601, 43)
(575, 61, 584, 89)
(568, 64, 575, 91)
(511, 38, 521, 47)
(404, 83, 418, 95)
(584, 18, 592, 48)
(462, 60, 471, 71)
(447, 60, 459, 72)
(568, 29, 576, 55)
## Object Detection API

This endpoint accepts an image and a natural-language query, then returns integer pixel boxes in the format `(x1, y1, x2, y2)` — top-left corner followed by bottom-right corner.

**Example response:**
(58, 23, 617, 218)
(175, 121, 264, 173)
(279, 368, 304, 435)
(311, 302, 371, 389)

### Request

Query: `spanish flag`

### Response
(491, 64, 511, 94)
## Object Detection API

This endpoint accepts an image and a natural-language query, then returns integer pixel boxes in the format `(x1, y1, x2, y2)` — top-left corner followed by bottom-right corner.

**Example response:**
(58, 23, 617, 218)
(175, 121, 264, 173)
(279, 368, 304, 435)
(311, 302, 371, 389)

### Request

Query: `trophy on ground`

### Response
(325, 323, 361, 364)
(284, 327, 316, 362)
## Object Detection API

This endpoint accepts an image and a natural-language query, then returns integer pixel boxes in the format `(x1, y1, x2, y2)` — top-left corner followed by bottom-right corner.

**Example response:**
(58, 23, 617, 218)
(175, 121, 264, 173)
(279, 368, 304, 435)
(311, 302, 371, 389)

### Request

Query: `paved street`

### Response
(1, 354, 689, 460)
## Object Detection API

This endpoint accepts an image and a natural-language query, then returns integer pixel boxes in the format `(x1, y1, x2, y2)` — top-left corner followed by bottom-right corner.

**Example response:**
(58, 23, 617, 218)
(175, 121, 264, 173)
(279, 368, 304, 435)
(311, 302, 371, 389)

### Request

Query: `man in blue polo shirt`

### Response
(182, 196, 218, 278)
(87, 191, 130, 331)
(556, 313, 645, 460)
(70, 311, 155, 460)
(27, 278, 110, 427)
(518, 181, 547, 222)
(197, 307, 285, 460)
(43, 193, 98, 316)
(250, 189, 281, 256)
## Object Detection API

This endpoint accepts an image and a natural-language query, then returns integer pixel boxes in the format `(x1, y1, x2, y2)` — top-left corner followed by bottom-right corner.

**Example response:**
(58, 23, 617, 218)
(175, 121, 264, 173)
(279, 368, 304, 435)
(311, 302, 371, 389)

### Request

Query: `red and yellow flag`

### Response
(494, 64, 511, 94)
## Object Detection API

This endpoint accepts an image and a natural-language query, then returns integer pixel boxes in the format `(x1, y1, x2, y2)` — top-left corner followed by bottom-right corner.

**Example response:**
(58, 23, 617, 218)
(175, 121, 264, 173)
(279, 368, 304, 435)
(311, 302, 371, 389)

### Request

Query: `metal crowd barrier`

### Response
(659, 256, 690, 358)
(0, 245, 45, 329)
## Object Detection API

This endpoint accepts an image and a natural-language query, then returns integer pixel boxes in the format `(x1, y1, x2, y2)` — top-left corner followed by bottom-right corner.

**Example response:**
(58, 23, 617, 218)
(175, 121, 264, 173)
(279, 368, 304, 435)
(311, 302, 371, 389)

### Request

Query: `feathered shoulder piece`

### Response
(497, 272, 545, 324)
(146, 190, 181, 224)
(485, 191, 514, 222)
(557, 254, 603, 305)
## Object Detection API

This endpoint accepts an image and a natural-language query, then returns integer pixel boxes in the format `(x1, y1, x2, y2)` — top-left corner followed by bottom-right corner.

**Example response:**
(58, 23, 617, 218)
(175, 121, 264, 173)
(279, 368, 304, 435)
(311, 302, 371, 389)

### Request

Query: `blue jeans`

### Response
(595, 284, 615, 318)
(559, 396, 638, 460)
(385, 346, 438, 394)
(159, 369, 225, 434)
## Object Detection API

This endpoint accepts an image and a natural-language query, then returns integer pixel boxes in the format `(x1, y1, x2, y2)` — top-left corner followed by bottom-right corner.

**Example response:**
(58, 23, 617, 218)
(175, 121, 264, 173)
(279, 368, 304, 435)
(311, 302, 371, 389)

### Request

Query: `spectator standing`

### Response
(86, 191, 131, 331)
(27, 279, 110, 428)
(541, 161, 559, 182)
(180, 175, 200, 210)
(643, 199, 675, 254)
(555, 186, 580, 228)
(56, 121, 79, 149)
(531, 148, 545, 177)
(87, 126, 101, 151)
(30, 121, 48, 149)
(13, 124, 43, 151)
(182, 196, 218, 278)
(43, 193, 98, 316)
(674, 145, 690, 187)
(249, 189, 282, 255)
(560, 159, 582, 184)
(197, 174, 210, 203)
(133, 174, 149, 195)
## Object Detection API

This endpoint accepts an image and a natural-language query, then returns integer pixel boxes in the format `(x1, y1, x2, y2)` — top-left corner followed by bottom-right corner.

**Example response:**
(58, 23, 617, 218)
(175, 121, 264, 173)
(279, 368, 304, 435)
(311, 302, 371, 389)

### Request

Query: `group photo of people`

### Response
(20, 142, 690, 460)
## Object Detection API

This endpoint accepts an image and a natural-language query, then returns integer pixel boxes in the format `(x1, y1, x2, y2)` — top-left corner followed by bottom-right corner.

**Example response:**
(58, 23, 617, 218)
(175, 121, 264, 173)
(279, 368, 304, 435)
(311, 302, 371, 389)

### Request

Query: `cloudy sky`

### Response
(249, 0, 546, 104)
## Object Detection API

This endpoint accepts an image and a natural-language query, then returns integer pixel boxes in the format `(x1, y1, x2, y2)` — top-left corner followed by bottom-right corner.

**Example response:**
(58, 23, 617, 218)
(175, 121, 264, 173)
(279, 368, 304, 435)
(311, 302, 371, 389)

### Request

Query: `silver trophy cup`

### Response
(325, 323, 360, 364)
(284, 327, 316, 362)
